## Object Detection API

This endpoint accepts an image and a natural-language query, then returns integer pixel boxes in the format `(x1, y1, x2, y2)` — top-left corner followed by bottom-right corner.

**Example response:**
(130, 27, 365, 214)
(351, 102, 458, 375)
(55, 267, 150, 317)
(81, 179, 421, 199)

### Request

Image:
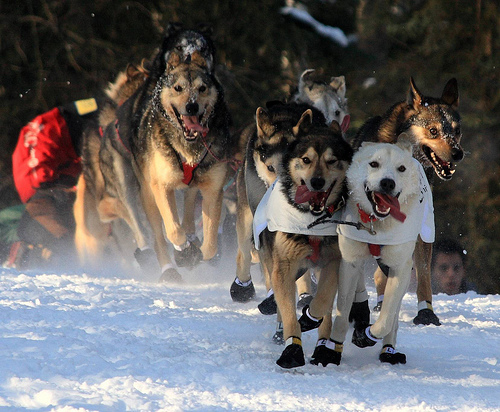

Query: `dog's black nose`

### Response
(380, 178, 395, 193)
(186, 102, 199, 116)
(451, 147, 464, 162)
(310, 177, 325, 190)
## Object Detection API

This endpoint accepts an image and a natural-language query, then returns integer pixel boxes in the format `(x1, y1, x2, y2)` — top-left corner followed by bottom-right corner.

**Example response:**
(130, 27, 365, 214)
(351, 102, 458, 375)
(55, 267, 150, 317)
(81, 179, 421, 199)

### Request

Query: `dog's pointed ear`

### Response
(407, 77, 423, 109)
(330, 76, 346, 99)
(126, 63, 140, 80)
(441, 78, 459, 108)
(139, 59, 151, 75)
(256, 107, 274, 138)
(329, 120, 342, 135)
(299, 69, 315, 90)
(396, 133, 414, 154)
(293, 109, 313, 136)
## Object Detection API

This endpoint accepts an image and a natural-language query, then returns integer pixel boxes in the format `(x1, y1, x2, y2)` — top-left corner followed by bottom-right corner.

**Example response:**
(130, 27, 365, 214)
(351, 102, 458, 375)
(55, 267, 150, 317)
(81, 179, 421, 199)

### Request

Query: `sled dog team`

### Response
(74, 24, 464, 369)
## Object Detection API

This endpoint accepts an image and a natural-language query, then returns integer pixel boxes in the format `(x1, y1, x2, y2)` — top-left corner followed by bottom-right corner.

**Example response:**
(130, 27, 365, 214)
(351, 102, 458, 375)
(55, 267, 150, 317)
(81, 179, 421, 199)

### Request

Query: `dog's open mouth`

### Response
(295, 183, 330, 215)
(172, 107, 209, 141)
(422, 145, 455, 180)
(365, 188, 406, 222)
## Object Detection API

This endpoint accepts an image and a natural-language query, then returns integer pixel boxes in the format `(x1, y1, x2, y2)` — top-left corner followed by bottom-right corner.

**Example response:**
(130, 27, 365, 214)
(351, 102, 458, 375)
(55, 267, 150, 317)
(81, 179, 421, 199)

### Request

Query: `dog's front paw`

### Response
(159, 267, 183, 283)
(230, 278, 256, 302)
(258, 293, 277, 315)
(310, 339, 342, 367)
(379, 345, 406, 364)
(413, 308, 441, 326)
(298, 305, 323, 332)
(352, 326, 381, 348)
(348, 300, 370, 330)
(173, 241, 203, 268)
(276, 337, 305, 369)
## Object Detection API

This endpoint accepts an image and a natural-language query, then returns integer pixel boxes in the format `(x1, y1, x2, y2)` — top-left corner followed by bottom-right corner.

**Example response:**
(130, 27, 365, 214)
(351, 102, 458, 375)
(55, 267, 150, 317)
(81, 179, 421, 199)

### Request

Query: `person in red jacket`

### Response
(10, 98, 100, 270)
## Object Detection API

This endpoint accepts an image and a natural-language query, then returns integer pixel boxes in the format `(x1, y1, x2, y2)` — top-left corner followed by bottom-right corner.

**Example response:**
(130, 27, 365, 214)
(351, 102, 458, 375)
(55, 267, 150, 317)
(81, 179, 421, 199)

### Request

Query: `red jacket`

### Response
(12, 107, 82, 203)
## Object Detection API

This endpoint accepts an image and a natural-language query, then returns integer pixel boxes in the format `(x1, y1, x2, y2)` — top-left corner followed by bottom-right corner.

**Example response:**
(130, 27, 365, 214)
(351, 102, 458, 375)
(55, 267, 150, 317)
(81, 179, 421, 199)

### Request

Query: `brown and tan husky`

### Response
(352, 77, 464, 326)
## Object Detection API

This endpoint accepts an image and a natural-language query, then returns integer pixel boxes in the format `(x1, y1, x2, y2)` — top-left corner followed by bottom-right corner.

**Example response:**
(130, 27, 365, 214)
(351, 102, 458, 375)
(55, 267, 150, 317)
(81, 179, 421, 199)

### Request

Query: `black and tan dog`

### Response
(128, 34, 234, 282)
(231, 102, 329, 305)
(253, 117, 353, 368)
(75, 24, 233, 282)
(352, 77, 464, 326)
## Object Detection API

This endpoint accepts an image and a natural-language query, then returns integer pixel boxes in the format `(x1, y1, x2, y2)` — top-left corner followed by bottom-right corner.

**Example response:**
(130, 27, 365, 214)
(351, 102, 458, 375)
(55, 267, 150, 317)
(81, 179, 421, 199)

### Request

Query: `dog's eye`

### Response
(174, 85, 183, 92)
(429, 127, 438, 136)
(302, 157, 311, 164)
(335, 110, 340, 116)
(369, 161, 379, 168)
(199, 85, 207, 93)
(326, 159, 338, 166)
(455, 127, 461, 136)
(398, 165, 406, 172)
(267, 165, 275, 173)
(176, 46, 183, 51)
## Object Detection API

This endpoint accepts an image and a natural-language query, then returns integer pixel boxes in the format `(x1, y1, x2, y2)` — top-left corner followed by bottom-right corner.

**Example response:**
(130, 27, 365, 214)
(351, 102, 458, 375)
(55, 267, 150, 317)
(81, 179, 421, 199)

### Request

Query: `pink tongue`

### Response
(340, 115, 350, 133)
(374, 192, 406, 222)
(295, 185, 312, 203)
(295, 185, 328, 205)
(182, 115, 209, 136)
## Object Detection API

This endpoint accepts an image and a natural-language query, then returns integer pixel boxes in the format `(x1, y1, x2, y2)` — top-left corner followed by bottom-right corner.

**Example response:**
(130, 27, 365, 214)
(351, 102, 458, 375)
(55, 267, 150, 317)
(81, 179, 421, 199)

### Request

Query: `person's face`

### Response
(433, 252, 465, 295)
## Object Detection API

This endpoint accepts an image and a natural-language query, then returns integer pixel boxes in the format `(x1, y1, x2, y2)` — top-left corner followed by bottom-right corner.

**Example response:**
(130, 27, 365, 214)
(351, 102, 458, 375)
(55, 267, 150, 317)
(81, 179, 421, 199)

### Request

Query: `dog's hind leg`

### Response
(413, 237, 441, 325)
(370, 258, 412, 340)
(198, 169, 227, 261)
(308, 245, 341, 322)
(231, 194, 256, 302)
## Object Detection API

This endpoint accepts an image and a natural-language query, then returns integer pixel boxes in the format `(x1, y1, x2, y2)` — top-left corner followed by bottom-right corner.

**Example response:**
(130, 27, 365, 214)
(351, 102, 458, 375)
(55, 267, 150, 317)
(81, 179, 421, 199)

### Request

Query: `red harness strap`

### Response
(369, 243, 381, 258)
(356, 204, 383, 259)
(181, 162, 199, 185)
(307, 238, 321, 264)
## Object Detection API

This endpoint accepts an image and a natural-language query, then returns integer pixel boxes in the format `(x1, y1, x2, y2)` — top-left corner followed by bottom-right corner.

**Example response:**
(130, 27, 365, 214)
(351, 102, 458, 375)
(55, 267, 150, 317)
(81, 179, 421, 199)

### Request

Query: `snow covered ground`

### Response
(0, 246, 499, 412)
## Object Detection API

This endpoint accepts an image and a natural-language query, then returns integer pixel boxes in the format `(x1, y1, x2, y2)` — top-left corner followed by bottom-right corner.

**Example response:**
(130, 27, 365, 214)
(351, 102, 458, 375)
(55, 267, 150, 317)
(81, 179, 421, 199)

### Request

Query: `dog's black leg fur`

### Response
(379, 344, 407, 364)
(298, 305, 323, 332)
(276, 337, 305, 369)
(310, 339, 342, 367)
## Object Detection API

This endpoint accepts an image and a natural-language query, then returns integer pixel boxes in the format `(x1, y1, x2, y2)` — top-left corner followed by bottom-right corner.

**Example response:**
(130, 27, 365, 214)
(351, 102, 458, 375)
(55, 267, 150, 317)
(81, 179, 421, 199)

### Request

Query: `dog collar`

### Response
(357, 204, 377, 223)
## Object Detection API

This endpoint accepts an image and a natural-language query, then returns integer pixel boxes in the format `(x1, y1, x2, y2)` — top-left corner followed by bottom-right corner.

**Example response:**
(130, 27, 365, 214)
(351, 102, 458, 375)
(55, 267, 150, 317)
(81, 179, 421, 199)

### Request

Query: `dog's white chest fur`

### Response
(253, 180, 339, 249)
(337, 161, 435, 245)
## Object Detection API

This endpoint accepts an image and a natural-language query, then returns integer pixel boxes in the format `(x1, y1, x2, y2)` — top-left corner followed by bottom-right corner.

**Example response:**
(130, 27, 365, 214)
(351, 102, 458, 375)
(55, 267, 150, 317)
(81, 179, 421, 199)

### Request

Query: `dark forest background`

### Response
(1, 0, 498, 293)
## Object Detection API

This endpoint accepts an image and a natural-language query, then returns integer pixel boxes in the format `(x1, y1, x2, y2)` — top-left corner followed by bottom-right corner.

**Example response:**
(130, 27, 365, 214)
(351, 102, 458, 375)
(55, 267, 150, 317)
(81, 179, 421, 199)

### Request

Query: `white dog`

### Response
(312, 139, 434, 366)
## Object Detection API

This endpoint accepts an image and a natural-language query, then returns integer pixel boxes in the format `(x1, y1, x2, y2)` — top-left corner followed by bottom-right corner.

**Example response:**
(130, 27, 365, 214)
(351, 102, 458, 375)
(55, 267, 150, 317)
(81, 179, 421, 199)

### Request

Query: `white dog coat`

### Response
(253, 180, 341, 250)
